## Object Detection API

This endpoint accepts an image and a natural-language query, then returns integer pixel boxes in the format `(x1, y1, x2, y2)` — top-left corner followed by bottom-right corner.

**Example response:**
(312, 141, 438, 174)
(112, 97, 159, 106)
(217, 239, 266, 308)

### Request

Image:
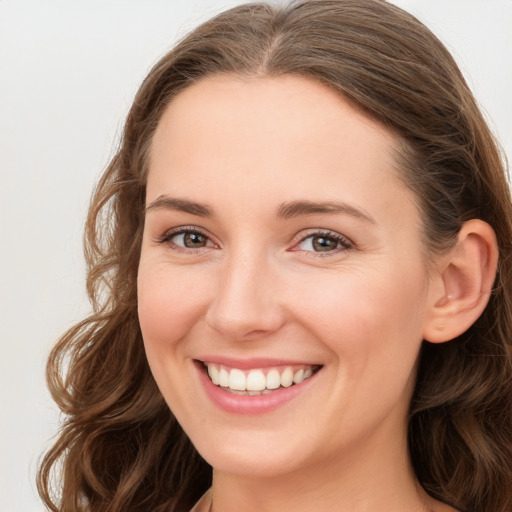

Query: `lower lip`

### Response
(195, 362, 320, 415)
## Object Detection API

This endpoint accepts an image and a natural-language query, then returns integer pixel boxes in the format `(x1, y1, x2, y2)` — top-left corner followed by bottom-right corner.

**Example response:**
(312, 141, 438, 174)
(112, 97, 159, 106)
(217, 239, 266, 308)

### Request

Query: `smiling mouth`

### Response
(201, 362, 322, 396)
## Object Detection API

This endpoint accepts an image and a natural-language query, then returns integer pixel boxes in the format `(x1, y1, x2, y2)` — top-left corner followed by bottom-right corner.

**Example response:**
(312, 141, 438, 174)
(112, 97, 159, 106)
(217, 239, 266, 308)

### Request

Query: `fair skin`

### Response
(138, 75, 496, 511)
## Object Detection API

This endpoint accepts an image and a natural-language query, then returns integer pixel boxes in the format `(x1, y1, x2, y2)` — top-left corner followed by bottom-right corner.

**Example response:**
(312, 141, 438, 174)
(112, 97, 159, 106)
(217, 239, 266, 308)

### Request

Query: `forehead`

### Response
(151, 74, 397, 164)
(147, 74, 414, 225)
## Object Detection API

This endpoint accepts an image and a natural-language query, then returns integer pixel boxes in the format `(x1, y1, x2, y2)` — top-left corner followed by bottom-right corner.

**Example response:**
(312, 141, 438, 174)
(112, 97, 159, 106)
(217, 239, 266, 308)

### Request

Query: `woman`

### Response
(38, 1, 512, 511)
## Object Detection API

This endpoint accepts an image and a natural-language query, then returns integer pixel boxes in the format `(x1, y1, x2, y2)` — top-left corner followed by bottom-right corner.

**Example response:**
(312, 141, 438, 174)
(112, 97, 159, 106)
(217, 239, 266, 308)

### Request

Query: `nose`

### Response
(205, 249, 286, 341)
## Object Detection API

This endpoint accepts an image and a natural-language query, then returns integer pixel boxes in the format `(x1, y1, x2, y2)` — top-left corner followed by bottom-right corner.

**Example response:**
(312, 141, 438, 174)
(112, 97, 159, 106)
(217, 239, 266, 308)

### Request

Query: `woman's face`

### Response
(138, 75, 435, 478)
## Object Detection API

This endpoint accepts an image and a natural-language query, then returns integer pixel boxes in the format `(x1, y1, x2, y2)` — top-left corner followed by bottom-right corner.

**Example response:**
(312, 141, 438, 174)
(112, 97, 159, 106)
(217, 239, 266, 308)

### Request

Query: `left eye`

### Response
(295, 233, 350, 253)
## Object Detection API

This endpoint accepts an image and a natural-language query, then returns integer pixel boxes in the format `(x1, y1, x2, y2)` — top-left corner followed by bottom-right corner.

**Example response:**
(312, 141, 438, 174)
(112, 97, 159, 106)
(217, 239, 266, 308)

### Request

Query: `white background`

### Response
(1, 1, 510, 510)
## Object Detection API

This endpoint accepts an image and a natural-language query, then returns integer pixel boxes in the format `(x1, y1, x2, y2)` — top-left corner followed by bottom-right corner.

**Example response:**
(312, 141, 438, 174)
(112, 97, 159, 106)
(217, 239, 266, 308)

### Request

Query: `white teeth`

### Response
(293, 369, 304, 384)
(246, 369, 266, 391)
(208, 364, 220, 385)
(219, 367, 230, 387)
(229, 369, 246, 391)
(205, 363, 318, 393)
(280, 367, 294, 388)
(266, 369, 281, 390)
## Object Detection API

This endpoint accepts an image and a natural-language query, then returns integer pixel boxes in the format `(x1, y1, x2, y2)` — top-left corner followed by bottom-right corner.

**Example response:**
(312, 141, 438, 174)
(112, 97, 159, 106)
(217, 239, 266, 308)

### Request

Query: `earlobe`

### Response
(423, 219, 498, 343)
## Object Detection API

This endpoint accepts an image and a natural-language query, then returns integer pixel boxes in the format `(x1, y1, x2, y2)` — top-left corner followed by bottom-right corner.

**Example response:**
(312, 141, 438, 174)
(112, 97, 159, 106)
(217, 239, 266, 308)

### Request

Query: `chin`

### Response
(202, 446, 308, 479)
(188, 426, 316, 478)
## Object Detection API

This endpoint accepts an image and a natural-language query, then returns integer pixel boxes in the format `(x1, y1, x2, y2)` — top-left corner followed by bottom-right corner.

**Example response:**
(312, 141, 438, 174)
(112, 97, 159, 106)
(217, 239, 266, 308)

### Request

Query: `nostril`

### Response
(205, 312, 285, 342)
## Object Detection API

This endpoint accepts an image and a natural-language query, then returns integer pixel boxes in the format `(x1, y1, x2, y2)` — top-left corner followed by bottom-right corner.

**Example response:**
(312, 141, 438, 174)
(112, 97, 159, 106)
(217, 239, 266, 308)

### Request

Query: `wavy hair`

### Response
(38, 1, 512, 511)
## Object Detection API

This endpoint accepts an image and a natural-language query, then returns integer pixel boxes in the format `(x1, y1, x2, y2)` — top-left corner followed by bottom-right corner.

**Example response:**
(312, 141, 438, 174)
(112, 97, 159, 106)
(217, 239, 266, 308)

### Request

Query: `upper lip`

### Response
(196, 356, 321, 370)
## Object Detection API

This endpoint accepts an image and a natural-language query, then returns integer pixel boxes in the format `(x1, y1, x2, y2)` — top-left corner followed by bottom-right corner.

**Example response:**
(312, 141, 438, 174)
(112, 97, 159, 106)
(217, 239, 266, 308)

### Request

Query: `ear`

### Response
(423, 219, 498, 343)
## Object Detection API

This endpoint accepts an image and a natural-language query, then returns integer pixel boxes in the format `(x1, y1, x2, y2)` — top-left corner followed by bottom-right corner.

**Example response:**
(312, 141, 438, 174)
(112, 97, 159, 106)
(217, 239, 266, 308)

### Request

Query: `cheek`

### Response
(300, 268, 427, 419)
(136, 262, 212, 419)
(290, 263, 428, 363)
(137, 262, 210, 352)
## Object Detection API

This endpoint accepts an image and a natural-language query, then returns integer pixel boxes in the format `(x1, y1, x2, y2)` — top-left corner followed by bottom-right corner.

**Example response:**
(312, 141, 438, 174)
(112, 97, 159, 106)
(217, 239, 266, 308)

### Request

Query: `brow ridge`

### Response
(276, 200, 375, 223)
(145, 196, 374, 223)
(145, 196, 213, 217)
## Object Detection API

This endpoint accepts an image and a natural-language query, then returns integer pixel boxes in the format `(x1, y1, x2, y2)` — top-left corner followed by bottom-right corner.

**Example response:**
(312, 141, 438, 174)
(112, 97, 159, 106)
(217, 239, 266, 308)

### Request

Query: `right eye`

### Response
(171, 231, 209, 248)
(158, 227, 217, 251)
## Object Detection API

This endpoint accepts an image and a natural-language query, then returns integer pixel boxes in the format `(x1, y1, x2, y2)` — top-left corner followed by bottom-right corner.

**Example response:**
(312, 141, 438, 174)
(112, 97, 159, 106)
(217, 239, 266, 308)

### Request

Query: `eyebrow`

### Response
(145, 196, 375, 224)
(275, 200, 375, 223)
(145, 196, 213, 217)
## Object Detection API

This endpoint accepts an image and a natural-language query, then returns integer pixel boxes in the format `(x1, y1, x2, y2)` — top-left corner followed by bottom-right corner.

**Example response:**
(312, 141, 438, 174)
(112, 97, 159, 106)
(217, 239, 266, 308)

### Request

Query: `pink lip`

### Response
(197, 356, 318, 370)
(194, 360, 320, 415)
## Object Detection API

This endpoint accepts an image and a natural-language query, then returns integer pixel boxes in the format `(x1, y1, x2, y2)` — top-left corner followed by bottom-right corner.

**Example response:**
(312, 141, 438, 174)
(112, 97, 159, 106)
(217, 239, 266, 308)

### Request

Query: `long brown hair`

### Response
(38, 1, 512, 511)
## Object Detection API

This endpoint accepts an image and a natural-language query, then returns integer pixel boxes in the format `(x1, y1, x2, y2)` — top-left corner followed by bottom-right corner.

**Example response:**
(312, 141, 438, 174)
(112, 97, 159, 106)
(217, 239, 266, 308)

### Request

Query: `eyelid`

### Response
(289, 229, 354, 254)
(154, 226, 353, 255)
(155, 225, 218, 250)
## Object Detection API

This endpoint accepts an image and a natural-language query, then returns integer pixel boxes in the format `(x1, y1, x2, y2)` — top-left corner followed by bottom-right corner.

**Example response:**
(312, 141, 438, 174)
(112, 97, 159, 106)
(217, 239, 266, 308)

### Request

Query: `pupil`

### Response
(184, 232, 205, 247)
(313, 236, 336, 252)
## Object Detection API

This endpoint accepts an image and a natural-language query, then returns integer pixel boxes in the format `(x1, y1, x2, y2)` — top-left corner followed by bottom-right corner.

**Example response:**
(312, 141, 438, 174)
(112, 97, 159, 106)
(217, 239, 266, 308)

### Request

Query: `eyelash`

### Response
(156, 226, 354, 256)
(156, 226, 216, 253)
(292, 229, 354, 256)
